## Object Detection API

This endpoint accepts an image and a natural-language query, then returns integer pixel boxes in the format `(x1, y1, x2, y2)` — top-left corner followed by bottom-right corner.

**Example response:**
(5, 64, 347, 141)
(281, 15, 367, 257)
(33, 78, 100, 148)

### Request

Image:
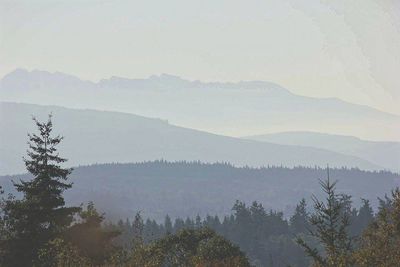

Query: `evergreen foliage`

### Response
(0, 116, 80, 267)
(290, 198, 310, 234)
(109, 193, 375, 267)
(296, 172, 354, 267)
(354, 188, 400, 266)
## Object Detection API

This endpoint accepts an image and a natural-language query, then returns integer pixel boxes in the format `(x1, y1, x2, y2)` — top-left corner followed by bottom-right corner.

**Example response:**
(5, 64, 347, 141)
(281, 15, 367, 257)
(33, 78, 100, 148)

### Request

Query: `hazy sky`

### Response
(1, 0, 399, 114)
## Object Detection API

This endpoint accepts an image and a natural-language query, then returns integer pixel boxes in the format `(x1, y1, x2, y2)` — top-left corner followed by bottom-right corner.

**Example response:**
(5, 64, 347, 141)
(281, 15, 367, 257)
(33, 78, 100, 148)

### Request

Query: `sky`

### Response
(1, 0, 399, 115)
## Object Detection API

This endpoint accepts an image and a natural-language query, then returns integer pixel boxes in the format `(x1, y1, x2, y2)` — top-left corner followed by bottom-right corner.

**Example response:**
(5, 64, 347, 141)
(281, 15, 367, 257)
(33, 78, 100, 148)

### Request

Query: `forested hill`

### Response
(1, 161, 398, 221)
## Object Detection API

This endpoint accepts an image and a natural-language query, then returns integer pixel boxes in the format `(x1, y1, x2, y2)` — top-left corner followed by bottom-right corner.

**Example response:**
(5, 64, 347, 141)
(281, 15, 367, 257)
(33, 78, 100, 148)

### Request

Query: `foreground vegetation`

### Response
(1, 116, 399, 266)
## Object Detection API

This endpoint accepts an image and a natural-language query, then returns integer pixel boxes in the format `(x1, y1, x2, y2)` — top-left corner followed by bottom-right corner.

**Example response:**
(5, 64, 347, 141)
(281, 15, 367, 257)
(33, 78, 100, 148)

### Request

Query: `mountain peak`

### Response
(151, 73, 184, 81)
(1, 68, 292, 94)
(1, 68, 29, 79)
(0, 68, 31, 91)
(0, 69, 95, 91)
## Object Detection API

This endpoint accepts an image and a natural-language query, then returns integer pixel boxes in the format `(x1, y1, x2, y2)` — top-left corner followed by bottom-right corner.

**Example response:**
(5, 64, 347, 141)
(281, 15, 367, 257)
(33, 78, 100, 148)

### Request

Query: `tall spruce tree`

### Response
(296, 169, 354, 267)
(0, 115, 80, 267)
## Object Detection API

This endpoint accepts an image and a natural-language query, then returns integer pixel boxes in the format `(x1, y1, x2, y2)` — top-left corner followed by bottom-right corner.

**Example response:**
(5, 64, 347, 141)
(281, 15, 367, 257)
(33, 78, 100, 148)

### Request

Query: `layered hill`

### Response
(0, 102, 382, 175)
(1, 69, 399, 141)
(246, 132, 400, 172)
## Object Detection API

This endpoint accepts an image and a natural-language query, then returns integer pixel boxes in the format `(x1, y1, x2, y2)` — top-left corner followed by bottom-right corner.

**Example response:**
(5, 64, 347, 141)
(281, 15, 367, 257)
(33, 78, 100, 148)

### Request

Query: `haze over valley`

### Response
(1, 101, 393, 176)
(1, 69, 399, 141)
(1, 67, 399, 219)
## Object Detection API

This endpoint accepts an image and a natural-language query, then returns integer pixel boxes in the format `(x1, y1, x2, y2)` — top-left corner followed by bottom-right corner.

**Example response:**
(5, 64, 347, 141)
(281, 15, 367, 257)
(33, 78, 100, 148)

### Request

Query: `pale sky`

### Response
(1, 0, 399, 114)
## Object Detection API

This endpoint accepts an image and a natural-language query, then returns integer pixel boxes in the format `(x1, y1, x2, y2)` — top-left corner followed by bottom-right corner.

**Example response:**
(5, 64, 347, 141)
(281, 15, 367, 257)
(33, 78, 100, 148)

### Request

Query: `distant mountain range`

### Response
(1, 69, 399, 141)
(1, 161, 398, 220)
(0, 102, 385, 175)
(245, 132, 400, 172)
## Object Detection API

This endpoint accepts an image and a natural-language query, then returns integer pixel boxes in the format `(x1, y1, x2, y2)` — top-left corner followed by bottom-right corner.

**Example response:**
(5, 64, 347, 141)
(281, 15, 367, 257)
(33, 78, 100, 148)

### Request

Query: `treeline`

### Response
(1, 116, 400, 267)
(108, 181, 399, 267)
(106, 190, 376, 267)
(3, 156, 397, 222)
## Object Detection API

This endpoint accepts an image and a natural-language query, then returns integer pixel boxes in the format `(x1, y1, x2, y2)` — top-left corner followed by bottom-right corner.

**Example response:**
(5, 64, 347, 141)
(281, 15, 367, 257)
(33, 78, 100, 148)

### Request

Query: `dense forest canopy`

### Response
(1, 160, 398, 221)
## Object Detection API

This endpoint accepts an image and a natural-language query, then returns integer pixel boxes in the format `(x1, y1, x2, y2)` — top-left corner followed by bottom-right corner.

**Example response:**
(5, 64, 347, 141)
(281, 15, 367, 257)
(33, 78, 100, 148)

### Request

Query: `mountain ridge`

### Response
(2, 68, 398, 116)
(245, 131, 400, 172)
(1, 68, 399, 141)
(0, 101, 384, 175)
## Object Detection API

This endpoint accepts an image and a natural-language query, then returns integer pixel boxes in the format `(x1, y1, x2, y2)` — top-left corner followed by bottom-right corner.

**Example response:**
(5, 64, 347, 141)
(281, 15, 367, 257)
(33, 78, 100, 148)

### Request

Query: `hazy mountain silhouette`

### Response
(245, 132, 400, 172)
(1, 69, 399, 141)
(0, 102, 382, 175)
(1, 161, 398, 220)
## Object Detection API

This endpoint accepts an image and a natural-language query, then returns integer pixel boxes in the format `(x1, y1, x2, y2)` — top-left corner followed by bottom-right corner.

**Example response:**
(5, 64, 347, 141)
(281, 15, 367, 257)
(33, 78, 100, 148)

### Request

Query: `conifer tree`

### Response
(164, 214, 173, 234)
(349, 198, 374, 237)
(296, 170, 354, 267)
(0, 115, 80, 267)
(290, 198, 309, 234)
(132, 211, 144, 247)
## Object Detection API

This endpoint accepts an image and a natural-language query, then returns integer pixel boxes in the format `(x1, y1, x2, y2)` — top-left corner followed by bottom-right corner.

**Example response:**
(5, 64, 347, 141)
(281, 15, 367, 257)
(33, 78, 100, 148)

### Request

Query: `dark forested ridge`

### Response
(1, 161, 398, 221)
